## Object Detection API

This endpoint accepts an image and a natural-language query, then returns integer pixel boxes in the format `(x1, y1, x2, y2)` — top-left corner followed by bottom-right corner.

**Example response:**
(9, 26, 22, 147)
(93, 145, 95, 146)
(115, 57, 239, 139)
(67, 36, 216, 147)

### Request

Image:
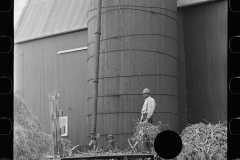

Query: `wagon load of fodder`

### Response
(127, 120, 167, 154)
(14, 94, 52, 160)
(70, 120, 167, 157)
(176, 122, 227, 160)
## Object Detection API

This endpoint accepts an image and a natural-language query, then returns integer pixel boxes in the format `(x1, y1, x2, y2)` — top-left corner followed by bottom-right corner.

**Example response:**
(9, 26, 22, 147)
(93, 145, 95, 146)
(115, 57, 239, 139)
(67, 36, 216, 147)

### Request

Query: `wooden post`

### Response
(48, 93, 57, 159)
(54, 92, 64, 158)
(48, 91, 64, 159)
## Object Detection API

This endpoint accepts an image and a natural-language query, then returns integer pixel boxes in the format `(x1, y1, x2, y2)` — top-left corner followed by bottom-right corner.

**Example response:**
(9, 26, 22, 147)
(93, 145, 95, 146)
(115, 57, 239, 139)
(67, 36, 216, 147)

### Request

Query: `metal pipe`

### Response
(91, 0, 102, 138)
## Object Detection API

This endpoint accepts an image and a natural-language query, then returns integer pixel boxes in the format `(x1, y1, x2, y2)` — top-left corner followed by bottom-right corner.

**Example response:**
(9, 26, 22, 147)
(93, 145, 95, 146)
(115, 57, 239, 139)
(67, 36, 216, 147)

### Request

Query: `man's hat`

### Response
(90, 132, 97, 139)
(90, 132, 100, 139)
(142, 88, 150, 94)
(107, 134, 114, 140)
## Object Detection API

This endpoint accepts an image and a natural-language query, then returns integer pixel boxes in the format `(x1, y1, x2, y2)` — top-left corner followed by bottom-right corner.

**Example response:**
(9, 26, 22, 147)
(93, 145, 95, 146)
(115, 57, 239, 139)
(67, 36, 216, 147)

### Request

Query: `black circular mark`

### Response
(154, 130, 182, 159)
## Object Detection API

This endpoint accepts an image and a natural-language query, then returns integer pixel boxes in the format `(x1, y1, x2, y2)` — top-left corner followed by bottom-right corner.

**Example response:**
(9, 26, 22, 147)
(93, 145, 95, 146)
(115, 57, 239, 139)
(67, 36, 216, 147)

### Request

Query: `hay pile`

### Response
(14, 94, 52, 160)
(176, 122, 227, 160)
(129, 120, 164, 153)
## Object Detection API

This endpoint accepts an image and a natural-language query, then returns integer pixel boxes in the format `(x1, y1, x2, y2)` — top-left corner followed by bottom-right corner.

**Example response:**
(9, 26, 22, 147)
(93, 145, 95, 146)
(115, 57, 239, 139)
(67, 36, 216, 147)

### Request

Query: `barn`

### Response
(14, 0, 227, 149)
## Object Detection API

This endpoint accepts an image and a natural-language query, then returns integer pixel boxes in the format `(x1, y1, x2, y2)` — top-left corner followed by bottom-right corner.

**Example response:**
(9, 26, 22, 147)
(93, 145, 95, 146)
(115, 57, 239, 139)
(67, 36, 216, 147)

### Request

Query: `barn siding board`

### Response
(14, 30, 89, 144)
(68, 115, 88, 146)
(56, 50, 89, 116)
(182, 0, 227, 124)
(177, 9, 187, 134)
(14, 45, 23, 94)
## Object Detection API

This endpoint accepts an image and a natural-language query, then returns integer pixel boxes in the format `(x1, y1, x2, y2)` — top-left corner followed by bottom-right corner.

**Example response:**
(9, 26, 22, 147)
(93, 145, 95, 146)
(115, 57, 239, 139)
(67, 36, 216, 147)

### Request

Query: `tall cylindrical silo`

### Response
(87, 0, 178, 149)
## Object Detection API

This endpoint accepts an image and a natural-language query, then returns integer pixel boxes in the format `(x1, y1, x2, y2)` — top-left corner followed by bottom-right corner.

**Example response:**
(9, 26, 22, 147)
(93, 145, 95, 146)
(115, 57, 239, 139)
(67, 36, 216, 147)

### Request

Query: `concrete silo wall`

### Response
(88, 0, 178, 149)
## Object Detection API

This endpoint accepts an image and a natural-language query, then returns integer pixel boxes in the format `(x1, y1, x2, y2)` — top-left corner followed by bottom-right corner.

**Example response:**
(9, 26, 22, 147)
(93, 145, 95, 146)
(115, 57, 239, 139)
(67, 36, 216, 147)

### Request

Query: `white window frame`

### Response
(58, 46, 88, 55)
(59, 116, 68, 136)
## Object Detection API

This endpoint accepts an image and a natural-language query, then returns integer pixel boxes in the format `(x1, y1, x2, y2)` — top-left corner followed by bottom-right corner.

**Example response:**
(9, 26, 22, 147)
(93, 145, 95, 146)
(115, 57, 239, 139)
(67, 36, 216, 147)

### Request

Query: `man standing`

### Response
(105, 134, 119, 152)
(141, 88, 156, 124)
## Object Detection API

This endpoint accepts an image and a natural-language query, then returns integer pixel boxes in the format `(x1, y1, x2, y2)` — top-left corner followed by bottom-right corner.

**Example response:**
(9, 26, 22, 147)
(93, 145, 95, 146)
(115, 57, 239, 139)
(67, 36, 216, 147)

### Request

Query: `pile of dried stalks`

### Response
(14, 94, 52, 160)
(177, 121, 227, 160)
(129, 120, 166, 153)
(14, 94, 74, 159)
(70, 120, 227, 160)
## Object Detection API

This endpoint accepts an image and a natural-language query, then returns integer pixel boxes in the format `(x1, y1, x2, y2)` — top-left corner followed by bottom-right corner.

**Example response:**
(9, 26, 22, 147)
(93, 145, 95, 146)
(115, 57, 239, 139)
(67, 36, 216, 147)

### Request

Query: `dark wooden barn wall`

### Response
(181, 0, 227, 124)
(177, 9, 188, 134)
(14, 30, 89, 145)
